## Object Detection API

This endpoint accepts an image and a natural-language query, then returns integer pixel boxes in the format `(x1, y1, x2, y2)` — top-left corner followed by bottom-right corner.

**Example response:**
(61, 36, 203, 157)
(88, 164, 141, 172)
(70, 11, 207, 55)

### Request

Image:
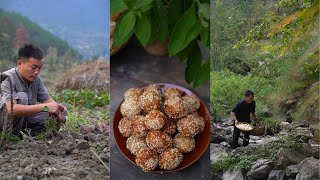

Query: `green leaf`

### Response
(111, 0, 127, 14)
(167, 0, 184, 32)
(151, 0, 168, 42)
(200, 27, 209, 48)
(135, 15, 151, 47)
(168, 4, 200, 56)
(185, 42, 202, 84)
(193, 60, 210, 87)
(198, 3, 210, 21)
(41, 105, 49, 112)
(123, 0, 136, 9)
(113, 11, 136, 47)
(136, 0, 154, 11)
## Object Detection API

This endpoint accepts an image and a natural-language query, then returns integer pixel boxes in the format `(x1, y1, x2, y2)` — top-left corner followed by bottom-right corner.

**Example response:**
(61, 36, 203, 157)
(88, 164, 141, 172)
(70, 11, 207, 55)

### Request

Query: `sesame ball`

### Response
(118, 117, 132, 137)
(173, 133, 195, 153)
(164, 88, 184, 99)
(124, 88, 142, 100)
(191, 113, 205, 133)
(135, 148, 159, 172)
(164, 96, 188, 119)
(182, 94, 200, 113)
(161, 118, 177, 135)
(139, 91, 161, 112)
(145, 110, 166, 130)
(146, 130, 173, 153)
(126, 135, 148, 155)
(159, 148, 183, 170)
(176, 114, 200, 137)
(120, 98, 141, 119)
(131, 115, 148, 137)
(144, 84, 162, 97)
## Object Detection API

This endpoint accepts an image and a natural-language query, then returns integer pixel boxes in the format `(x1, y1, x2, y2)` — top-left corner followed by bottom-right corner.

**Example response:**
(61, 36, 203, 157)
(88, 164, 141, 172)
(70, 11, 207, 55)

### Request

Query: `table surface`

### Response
(110, 39, 210, 180)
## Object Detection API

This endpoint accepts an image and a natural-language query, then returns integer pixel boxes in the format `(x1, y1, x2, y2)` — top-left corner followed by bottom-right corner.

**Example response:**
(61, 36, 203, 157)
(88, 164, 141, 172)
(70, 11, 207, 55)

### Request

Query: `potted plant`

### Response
(111, 0, 210, 87)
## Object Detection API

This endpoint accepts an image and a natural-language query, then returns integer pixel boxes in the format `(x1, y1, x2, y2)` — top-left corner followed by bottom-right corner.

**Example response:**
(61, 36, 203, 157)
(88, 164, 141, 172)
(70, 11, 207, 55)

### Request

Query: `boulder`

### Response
(210, 143, 228, 163)
(285, 164, 298, 178)
(273, 148, 306, 169)
(211, 132, 226, 144)
(297, 143, 319, 159)
(247, 159, 273, 180)
(288, 121, 309, 130)
(296, 157, 320, 180)
(222, 168, 243, 180)
(267, 170, 285, 180)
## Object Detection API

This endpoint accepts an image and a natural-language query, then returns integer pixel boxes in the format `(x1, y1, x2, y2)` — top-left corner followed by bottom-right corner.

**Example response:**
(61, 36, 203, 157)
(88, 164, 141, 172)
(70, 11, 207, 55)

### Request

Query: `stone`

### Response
(260, 108, 273, 118)
(285, 164, 298, 178)
(296, 157, 319, 180)
(212, 132, 226, 143)
(288, 121, 309, 130)
(267, 170, 285, 180)
(222, 168, 243, 180)
(297, 143, 319, 159)
(247, 159, 273, 180)
(76, 140, 90, 150)
(273, 148, 306, 169)
(312, 129, 320, 143)
(284, 99, 297, 109)
(84, 132, 97, 143)
(210, 143, 227, 163)
(220, 142, 230, 147)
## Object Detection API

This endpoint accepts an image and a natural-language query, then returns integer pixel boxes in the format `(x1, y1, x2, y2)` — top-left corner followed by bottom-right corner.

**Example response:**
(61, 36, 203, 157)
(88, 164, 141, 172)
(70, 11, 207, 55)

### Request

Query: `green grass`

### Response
(210, 70, 277, 122)
(49, 89, 109, 133)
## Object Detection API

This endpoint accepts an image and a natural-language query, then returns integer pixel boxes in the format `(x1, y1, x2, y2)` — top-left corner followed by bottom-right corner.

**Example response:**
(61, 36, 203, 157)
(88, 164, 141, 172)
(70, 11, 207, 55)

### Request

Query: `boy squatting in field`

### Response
(0, 44, 67, 137)
(231, 90, 258, 149)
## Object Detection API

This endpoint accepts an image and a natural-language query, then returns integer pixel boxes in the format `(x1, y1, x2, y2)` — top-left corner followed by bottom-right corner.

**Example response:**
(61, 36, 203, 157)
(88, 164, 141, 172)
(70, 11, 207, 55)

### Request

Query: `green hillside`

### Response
(0, 8, 80, 70)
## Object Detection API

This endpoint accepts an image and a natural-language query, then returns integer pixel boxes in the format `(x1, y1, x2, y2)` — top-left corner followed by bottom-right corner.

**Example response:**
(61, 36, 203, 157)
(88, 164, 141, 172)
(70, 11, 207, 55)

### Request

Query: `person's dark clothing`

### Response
(232, 100, 256, 149)
(232, 100, 255, 123)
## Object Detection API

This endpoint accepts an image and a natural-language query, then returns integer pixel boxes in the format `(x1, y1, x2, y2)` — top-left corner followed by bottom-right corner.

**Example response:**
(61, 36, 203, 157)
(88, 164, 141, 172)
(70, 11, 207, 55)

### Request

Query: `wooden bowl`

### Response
(113, 83, 210, 172)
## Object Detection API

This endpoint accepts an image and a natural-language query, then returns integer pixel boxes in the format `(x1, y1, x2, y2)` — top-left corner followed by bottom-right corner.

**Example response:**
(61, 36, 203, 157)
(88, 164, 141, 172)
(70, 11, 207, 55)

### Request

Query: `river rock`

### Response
(247, 159, 273, 180)
(267, 170, 285, 180)
(273, 148, 305, 169)
(210, 143, 227, 163)
(222, 168, 243, 180)
(296, 157, 319, 180)
(285, 164, 298, 178)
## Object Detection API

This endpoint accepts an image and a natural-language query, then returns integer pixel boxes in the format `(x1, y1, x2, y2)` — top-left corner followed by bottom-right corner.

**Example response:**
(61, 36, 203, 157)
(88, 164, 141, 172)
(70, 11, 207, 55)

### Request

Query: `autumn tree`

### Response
(14, 23, 29, 48)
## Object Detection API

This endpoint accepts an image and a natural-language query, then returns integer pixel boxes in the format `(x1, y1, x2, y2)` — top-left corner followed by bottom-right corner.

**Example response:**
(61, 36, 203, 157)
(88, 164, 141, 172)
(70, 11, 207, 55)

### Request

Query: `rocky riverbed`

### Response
(210, 116, 320, 180)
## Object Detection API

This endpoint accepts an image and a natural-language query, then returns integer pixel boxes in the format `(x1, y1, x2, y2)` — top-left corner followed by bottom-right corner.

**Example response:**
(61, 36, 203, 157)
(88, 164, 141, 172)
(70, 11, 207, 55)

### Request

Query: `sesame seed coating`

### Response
(118, 117, 132, 137)
(126, 135, 148, 155)
(190, 112, 205, 133)
(182, 95, 200, 113)
(173, 133, 195, 153)
(145, 110, 166, 130)
(164, 88, 184, 100)
(124, 88, 142, 100)
(146, 130, 173, 153)
(131, 115, 148, 137)
(135, 148, 159, 172)
(177, 114, 200, 137)
(139, 91, 161, 112)
(120, 98, 141, 119)
(164, 96, 188, 119)
(159, 148, 183, 170)
(161, 118, 177, 135)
